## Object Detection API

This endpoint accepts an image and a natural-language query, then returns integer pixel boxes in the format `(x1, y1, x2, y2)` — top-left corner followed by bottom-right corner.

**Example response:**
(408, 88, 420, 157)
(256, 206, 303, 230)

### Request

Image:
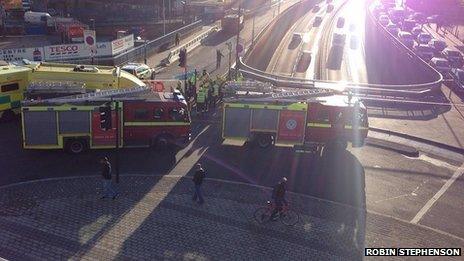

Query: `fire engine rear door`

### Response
(222, 104, 251, 144)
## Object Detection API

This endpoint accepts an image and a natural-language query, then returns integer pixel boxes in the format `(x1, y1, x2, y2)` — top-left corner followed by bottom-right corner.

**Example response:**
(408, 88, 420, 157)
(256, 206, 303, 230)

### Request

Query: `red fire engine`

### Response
(21, 86, 191, 154)
(222, 92, 369, 154)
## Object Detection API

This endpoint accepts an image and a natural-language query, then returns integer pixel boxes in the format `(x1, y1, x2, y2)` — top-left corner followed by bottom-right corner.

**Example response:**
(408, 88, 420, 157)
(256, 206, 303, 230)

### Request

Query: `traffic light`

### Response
(99, 104, 112, 131)
(179, 48, 187, 67)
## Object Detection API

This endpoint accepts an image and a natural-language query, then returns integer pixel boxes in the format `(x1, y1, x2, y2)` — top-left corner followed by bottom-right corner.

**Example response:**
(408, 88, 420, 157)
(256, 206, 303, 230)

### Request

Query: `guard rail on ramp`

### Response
(161, 25, 219, 66)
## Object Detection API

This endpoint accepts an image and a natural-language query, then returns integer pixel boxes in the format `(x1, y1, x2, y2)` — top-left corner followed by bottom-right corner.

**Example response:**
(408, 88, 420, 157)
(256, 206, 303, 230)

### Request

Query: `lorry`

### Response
(222, 94, 369, 154)
(221, 14, 244, 34)
(21, 85, 191, 154)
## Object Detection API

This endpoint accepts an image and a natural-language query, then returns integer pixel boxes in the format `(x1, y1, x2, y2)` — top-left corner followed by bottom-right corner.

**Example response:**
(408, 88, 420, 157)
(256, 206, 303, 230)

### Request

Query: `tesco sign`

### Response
(45, 44, 83, 60)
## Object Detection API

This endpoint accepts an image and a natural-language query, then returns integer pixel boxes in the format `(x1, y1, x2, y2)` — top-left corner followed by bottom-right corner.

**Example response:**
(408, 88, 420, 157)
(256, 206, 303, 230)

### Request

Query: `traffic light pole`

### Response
(114, 99, 120, 184)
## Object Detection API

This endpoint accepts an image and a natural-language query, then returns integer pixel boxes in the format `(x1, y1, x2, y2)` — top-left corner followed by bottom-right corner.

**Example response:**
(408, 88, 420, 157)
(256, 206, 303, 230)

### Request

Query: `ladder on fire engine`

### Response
(44, 86, 150, 103)
(270, 88, 334, 99)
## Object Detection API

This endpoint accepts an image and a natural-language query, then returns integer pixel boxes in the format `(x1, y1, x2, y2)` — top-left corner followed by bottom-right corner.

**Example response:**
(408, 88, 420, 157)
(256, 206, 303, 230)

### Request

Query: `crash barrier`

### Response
(161, 25, 219, 66)
(238, 58, 442, 96)
(112, 20, 204, 66)
(365, 1, 443, 86)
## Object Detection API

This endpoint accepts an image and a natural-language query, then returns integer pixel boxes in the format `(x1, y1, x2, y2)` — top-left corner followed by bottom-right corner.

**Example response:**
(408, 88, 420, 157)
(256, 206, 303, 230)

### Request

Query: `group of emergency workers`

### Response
(182, 69, 229, 114)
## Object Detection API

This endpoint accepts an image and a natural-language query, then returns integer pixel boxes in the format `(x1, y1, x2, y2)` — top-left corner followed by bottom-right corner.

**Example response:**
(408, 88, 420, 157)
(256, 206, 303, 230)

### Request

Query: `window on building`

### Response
(134, 108, 148, 120)
(1, 83, 19, 93)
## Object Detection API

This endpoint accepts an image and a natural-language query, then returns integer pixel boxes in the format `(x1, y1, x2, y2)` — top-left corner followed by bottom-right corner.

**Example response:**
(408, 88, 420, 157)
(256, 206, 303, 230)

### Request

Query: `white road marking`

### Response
(411, 163, 464, 224)
(416, 154, 459, 170)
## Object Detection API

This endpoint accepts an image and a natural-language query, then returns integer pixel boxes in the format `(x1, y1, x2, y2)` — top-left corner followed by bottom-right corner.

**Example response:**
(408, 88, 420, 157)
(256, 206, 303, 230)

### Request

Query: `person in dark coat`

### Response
(270, 177, 288, 220)
(192, 163, 206, 204)
(100, 157, 118, 200)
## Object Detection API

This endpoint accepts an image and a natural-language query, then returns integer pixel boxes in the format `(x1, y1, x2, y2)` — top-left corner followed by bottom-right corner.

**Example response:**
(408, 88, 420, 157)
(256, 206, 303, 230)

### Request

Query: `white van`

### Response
(24, 11, 52, 25)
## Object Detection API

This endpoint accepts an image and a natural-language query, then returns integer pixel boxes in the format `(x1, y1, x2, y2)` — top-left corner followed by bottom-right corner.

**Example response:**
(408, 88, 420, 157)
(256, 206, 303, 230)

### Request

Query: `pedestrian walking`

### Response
(216, 49, 224, 69)
(270, 177, 288, 220)
(175, 33, 180, 46)
(100, 157, 118, 200)
(192, 163, 206, 205)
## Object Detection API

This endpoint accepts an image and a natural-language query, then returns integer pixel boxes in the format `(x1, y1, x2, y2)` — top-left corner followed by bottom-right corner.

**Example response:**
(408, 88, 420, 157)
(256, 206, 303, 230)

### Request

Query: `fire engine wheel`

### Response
(256, 134, 274, 148)
(65, 139, 87, 154)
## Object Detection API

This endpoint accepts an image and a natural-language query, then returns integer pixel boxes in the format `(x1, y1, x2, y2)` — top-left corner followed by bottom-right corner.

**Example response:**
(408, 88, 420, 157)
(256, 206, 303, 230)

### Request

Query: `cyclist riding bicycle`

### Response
(270, 177, 288, 220)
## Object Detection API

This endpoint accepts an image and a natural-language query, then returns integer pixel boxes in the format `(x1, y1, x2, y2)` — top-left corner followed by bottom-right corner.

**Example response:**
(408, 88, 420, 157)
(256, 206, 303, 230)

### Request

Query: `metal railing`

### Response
(112, 20, 204, 66)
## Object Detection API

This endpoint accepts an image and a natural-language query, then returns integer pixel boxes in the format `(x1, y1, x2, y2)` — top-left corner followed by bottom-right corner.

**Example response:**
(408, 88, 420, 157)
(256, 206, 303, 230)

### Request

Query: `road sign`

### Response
(83, 30, 96, 51)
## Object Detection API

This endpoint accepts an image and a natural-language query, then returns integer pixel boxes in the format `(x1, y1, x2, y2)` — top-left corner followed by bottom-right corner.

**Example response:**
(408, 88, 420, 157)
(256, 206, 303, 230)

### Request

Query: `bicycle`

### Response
(253, 200, 299, 226)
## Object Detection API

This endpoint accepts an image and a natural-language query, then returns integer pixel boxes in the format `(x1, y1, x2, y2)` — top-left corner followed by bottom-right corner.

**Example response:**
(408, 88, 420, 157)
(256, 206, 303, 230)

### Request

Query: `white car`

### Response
(398, 31, 414, 49)
(378, 15, 390, 26)
(429, 57, 451, 77)
(121, 63, 154, 80)
(417, 32, 432, 44)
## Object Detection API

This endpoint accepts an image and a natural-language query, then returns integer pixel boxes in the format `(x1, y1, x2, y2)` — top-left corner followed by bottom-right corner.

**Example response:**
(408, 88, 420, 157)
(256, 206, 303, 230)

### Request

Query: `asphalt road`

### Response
(1, 111, 463, 241)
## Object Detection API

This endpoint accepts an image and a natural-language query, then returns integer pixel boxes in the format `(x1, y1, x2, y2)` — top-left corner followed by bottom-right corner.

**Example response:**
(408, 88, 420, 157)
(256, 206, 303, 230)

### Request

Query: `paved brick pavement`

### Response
(0, 176, 462, 260)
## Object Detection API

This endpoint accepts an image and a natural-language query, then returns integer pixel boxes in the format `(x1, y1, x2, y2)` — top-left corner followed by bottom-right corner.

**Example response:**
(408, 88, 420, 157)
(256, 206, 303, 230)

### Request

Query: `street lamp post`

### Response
(226, 42, 232, 80)
(251, 15, 255, 46)
(235, 1, 241, 81)
(144, 40, 148, 64)
(90, 18, 95, 65)
(163, 0, 166, 35)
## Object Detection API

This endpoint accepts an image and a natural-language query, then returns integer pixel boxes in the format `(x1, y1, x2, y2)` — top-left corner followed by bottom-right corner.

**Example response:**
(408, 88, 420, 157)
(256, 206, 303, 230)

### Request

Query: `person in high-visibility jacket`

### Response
(211, 81, 220, 108)
(196, 88, 207, 113)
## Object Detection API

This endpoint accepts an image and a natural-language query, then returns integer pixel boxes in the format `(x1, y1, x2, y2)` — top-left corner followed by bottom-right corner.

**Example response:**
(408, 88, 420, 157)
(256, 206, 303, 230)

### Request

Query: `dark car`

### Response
(327, 4, 334, 12)
(410, 12, 426, 24)
(429, 39, 447, 53)
(414, 44, 434, 61)
(337, 17, 345, 28)
(312, 4, 320, 12)
(401, 19, 417, 32)
(429, 57, 452, 77)
(450, 68, 464, 93)
(313, 16, 323, 27)
(442, 48, 464, 68)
